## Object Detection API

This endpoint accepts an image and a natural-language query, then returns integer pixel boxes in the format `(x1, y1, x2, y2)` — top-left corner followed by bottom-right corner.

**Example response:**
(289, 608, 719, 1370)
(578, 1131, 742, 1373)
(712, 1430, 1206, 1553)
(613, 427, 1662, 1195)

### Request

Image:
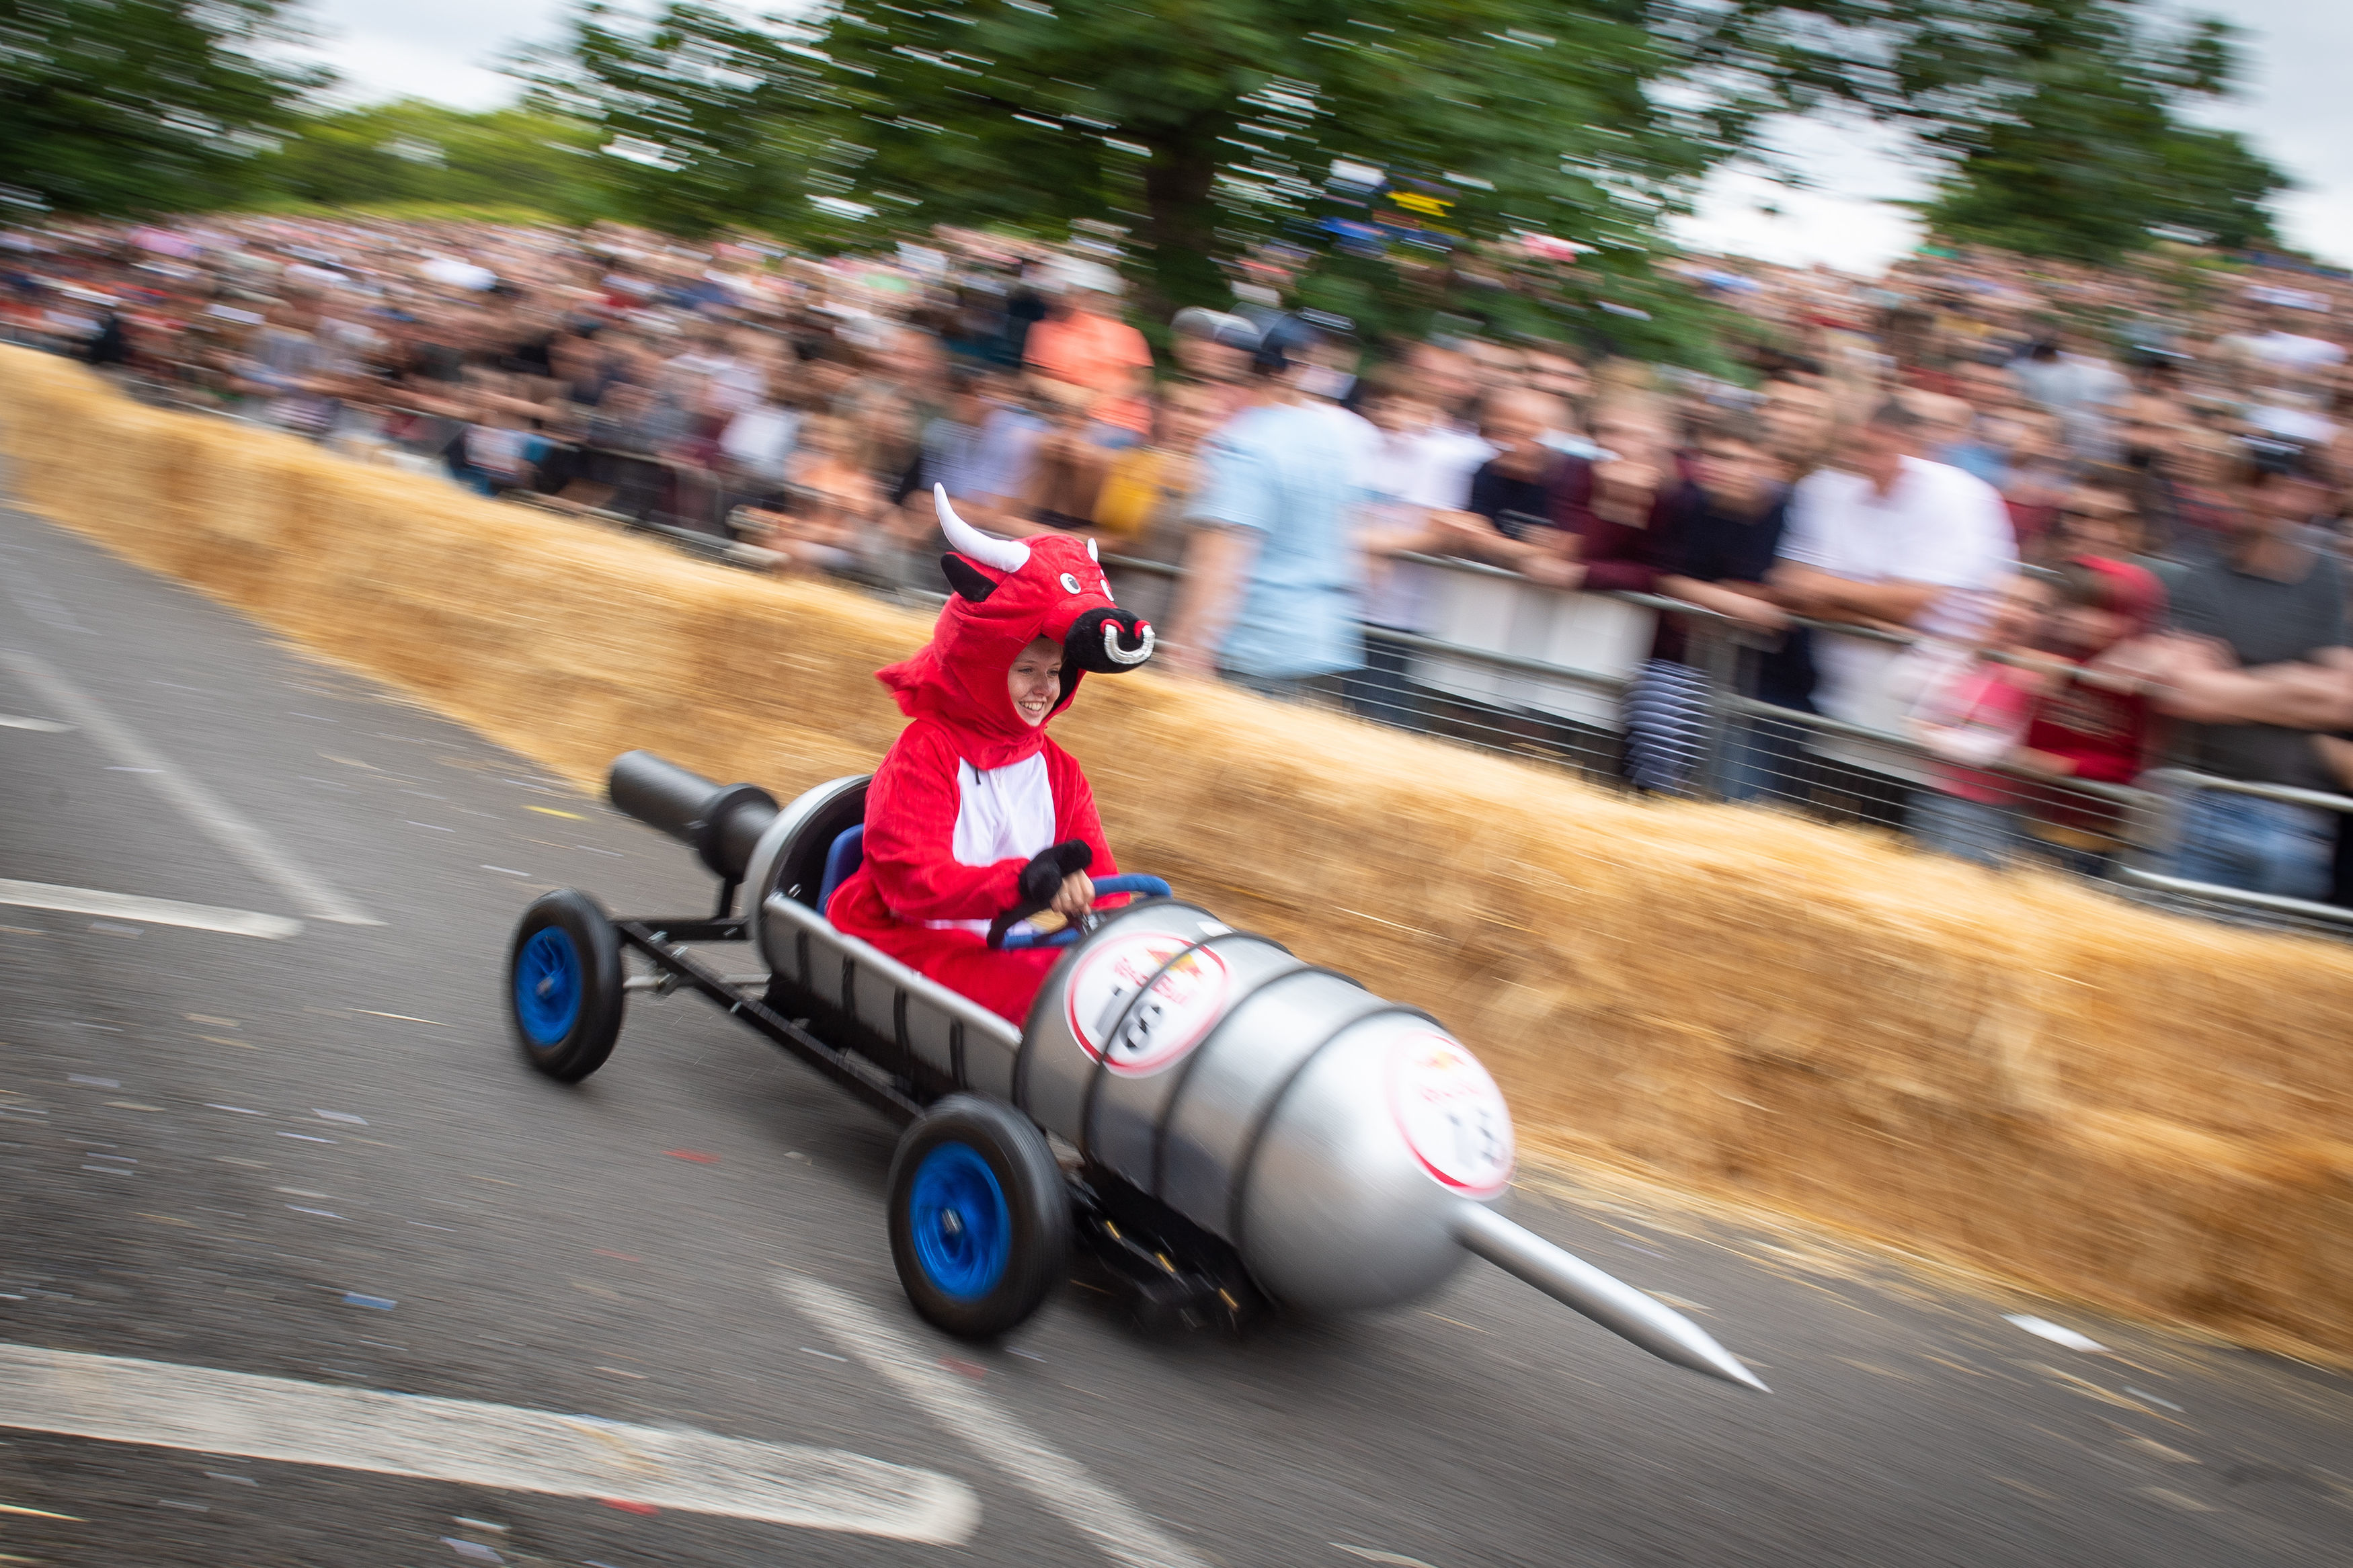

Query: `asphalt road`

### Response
(3, 496, 2350, 1568)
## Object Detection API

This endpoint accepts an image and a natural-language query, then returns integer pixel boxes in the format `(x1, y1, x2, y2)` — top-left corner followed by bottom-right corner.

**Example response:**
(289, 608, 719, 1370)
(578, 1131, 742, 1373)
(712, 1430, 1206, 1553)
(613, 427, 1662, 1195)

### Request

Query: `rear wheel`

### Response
(887, 1096, 1070, 1339)
(507, 890, 623, 1082)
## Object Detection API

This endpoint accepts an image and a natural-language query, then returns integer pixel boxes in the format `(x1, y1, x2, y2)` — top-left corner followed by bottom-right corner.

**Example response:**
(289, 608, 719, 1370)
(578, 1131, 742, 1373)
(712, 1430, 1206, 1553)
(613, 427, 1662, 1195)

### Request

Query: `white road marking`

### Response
(2005, 1315, 2106, 1354)
(0, 878, 301, 940)
(0, 1341, 979, 1544)
(1332, 1547, 1440, 1568)
(781, 1273, 1209, 1568)
(0, 713, 71, 731)
(0, 649, 378, 926)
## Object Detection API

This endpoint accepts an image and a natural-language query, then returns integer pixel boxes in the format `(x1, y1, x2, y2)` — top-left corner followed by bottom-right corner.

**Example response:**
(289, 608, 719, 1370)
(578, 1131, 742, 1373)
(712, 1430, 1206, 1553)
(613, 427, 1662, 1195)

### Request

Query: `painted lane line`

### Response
(781, 1273, 1207, 1568)
(0, 649, 378, 926)
(0, 1502, 81, 1520)
(0, 1341, 978, 1544)
(0, 879, 301, 941)
(0, 714, 71, 732)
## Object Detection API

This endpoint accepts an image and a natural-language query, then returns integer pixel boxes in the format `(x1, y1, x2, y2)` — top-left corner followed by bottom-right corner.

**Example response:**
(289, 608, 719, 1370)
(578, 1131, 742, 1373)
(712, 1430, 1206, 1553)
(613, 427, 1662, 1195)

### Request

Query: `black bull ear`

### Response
(941, 554, 998, 602)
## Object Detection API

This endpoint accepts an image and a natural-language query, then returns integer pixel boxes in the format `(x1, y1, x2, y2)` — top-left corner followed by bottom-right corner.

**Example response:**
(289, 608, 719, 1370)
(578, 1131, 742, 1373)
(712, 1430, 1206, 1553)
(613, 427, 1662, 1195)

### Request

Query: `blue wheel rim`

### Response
(515, 925, 584, 1046)
(907, 1143, 1011, 1301)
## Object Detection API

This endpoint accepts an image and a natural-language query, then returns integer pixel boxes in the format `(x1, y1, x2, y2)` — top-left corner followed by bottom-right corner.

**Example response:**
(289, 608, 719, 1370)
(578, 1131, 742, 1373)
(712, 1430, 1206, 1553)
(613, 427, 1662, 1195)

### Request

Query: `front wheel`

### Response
(887, 1096, 1070, 1339)
(507, 889, 624, 1082)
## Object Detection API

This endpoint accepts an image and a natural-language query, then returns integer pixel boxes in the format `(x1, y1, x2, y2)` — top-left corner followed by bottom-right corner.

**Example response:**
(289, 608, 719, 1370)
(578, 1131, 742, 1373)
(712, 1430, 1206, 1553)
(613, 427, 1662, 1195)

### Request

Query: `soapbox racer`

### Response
(504, 749, 1764, 1389)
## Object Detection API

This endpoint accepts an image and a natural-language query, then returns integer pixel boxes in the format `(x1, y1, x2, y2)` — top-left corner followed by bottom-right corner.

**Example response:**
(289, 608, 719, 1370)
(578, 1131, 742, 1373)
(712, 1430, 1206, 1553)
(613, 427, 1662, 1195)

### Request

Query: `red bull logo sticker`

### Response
(1067, 934, 1231, 1077)
(1388, 1032, 1515, 1198)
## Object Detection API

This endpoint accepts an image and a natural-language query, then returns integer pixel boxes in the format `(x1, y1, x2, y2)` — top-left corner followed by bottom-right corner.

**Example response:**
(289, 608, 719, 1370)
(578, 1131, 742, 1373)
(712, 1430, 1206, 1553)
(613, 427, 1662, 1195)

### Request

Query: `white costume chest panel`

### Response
(951, 752, 1055, 866)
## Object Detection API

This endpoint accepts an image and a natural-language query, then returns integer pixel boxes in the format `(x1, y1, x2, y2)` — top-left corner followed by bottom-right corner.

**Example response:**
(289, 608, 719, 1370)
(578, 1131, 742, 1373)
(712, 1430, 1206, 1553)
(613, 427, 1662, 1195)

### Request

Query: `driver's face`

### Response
(1008, 637, 1064, 727)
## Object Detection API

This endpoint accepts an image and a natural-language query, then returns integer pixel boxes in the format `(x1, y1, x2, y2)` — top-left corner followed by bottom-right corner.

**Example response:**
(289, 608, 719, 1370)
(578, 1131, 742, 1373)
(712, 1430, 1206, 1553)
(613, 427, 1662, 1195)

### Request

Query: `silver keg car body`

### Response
(1014, 897, 1507, 1315)
(619, 759, 1761, 1389)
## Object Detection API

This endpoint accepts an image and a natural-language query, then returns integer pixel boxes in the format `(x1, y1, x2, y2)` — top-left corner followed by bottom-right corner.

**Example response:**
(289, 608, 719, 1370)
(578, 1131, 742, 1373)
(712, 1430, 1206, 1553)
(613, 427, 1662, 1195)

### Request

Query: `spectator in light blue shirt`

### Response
(1162, 321, 1374, 698)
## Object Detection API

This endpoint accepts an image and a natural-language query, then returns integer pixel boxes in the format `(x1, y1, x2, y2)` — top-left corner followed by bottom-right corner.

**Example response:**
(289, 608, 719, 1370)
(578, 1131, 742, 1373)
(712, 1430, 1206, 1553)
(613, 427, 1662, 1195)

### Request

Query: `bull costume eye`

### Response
(1059, 573, 1082, 593)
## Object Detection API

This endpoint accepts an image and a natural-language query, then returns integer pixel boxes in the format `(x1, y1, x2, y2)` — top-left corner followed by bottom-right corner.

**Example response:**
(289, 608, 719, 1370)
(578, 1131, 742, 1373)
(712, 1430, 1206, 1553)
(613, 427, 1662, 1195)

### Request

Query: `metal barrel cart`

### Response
(506, 749, 1764, 1390)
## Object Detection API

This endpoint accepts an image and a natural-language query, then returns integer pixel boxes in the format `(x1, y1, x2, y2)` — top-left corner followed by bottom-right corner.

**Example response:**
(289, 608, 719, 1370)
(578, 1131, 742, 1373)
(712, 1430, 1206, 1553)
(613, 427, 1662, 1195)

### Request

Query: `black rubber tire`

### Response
(506, 889, 625, 1083)
(887, 1095, 1071, 1340)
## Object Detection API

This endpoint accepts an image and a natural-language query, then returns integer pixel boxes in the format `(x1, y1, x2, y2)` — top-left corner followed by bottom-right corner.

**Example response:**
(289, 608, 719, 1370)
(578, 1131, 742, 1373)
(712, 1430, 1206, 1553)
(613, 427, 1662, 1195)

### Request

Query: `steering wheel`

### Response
(996, 874, 1171, 950)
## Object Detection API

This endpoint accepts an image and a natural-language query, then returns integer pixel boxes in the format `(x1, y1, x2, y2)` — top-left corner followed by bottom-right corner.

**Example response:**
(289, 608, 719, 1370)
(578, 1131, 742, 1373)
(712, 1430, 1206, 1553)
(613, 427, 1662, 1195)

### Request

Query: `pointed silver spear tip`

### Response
(1452, 1201, 1770, 1392)
(1722, 1356, 1771, 1394)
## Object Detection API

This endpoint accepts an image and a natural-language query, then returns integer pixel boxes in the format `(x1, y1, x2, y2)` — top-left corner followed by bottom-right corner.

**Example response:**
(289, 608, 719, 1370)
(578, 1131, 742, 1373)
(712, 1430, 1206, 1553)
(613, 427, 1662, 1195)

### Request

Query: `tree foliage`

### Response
(1910, 11, 2287, 261)
(246, 101, 614, 225)
(0, 0, 326, 216)
(811, 0, 1753, 348)
(510, 1, 831, 238)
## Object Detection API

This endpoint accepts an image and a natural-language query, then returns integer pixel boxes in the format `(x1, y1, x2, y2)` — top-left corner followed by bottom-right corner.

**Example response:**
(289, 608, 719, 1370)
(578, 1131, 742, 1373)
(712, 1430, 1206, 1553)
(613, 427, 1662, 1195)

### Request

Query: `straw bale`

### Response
(5, 346, 2350, 1362)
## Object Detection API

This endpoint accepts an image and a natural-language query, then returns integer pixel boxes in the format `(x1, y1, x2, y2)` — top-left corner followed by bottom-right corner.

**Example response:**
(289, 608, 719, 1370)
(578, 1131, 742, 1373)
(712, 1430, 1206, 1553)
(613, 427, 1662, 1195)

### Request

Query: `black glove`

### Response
(1015, 839, 1094, 905)
(993, 840, 1094, 948)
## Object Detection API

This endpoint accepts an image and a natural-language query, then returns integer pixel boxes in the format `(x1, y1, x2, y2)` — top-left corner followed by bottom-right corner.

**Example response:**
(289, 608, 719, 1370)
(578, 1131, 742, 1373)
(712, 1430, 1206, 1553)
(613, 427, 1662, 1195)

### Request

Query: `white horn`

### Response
(1103, 618, 1155, 666)
(934, 483, 1030, 574)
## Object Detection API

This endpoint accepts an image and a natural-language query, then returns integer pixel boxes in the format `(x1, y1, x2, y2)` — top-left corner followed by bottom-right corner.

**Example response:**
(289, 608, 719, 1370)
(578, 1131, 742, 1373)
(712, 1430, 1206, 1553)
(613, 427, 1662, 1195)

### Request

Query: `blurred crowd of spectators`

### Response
(10, 214, 2353, 910)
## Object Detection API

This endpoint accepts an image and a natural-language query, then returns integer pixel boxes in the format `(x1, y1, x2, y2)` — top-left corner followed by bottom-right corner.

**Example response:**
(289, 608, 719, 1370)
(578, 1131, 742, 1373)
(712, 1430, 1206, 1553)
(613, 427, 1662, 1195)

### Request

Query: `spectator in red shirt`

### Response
(1547, 395, 1683, 594)
(2017, 556, 2165, 873)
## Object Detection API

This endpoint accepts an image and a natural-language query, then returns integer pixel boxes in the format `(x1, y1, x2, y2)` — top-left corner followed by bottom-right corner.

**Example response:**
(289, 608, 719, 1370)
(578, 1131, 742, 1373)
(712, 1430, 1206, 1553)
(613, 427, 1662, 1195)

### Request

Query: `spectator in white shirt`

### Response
(1346, 365, 1465, 726)
(1769, 401, 2018, 733)
(2013, 329, 2128, 462)
(664, 318, 765, 421)
(719, 398, 801, 485)
(1406, 338, 1495, 498)
(2244, 307, 2346, 378)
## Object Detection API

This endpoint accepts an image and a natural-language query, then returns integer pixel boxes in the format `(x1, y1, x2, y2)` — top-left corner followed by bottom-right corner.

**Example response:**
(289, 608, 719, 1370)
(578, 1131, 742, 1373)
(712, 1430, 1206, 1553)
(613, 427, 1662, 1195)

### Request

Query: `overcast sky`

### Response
(288, 0, 2352, 276)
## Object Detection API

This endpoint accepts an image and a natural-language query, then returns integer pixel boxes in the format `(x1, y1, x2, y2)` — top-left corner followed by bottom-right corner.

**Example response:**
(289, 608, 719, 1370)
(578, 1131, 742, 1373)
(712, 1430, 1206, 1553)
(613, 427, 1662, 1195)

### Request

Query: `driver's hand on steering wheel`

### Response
(1049, 871, 1095, 927)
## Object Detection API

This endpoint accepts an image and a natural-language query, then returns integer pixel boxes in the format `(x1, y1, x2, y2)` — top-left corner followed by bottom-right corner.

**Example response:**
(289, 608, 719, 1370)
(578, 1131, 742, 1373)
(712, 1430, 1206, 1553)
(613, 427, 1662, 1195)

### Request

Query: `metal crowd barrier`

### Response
(1107, 546, 2353, 941)
(2116, 770, 2353, 932)
(498, 479, 2353, 938)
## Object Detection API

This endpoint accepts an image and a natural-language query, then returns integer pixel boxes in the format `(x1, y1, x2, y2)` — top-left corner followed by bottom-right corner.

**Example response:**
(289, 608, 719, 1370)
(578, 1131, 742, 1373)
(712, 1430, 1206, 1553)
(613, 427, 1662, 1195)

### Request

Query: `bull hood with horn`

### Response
(875, 487, 1156, 769)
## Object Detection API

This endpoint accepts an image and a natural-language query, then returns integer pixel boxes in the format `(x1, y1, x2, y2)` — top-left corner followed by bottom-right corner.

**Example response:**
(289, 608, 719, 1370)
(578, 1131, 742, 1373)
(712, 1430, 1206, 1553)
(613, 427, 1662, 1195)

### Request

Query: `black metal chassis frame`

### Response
(611, 901, 1262, 1332)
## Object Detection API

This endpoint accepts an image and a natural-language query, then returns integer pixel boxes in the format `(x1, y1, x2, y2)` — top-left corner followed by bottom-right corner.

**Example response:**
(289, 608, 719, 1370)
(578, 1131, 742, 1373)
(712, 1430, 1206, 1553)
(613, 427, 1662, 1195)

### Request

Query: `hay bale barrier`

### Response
(7, 347, 2350, 1364)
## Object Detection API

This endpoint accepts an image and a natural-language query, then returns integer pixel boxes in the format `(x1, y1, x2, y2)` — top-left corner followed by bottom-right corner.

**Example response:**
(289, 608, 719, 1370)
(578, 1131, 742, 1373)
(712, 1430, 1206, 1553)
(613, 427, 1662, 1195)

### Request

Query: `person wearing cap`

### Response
(1162, 316, 1373, 698)
(1023, 258, 1154, 438)
(1168, 306, 1259, 423)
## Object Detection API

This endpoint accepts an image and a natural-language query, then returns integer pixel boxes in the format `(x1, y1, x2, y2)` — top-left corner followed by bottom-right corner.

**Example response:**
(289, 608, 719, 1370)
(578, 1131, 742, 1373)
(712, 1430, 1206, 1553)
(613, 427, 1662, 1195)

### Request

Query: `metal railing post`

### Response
(1690, 618, 1743, 804)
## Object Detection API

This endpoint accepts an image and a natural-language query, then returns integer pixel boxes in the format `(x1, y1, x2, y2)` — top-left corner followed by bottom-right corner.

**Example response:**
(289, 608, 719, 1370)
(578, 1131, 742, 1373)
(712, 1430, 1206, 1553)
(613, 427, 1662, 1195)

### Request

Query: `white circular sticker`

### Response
(1387, 1032, 1515, 1198)
(1065, 934, 1231, 1077)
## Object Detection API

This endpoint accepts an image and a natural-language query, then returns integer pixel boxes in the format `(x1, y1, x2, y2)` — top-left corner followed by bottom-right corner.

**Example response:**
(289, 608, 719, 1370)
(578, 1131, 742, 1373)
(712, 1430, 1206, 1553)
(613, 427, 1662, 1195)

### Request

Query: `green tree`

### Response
(1912, 11, 2286, 261)
(508, 0, 2293, 354)
(815, 0, 1743, 345)
(0, 0, 325, 216)
(510, 1, 832, 237)
(247, 101, 614, 225)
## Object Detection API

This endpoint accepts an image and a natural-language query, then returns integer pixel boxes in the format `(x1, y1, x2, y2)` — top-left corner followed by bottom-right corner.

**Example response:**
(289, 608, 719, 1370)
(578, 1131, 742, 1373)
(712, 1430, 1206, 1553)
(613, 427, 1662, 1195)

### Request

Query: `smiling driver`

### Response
(826, 488, 1156, 1022)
